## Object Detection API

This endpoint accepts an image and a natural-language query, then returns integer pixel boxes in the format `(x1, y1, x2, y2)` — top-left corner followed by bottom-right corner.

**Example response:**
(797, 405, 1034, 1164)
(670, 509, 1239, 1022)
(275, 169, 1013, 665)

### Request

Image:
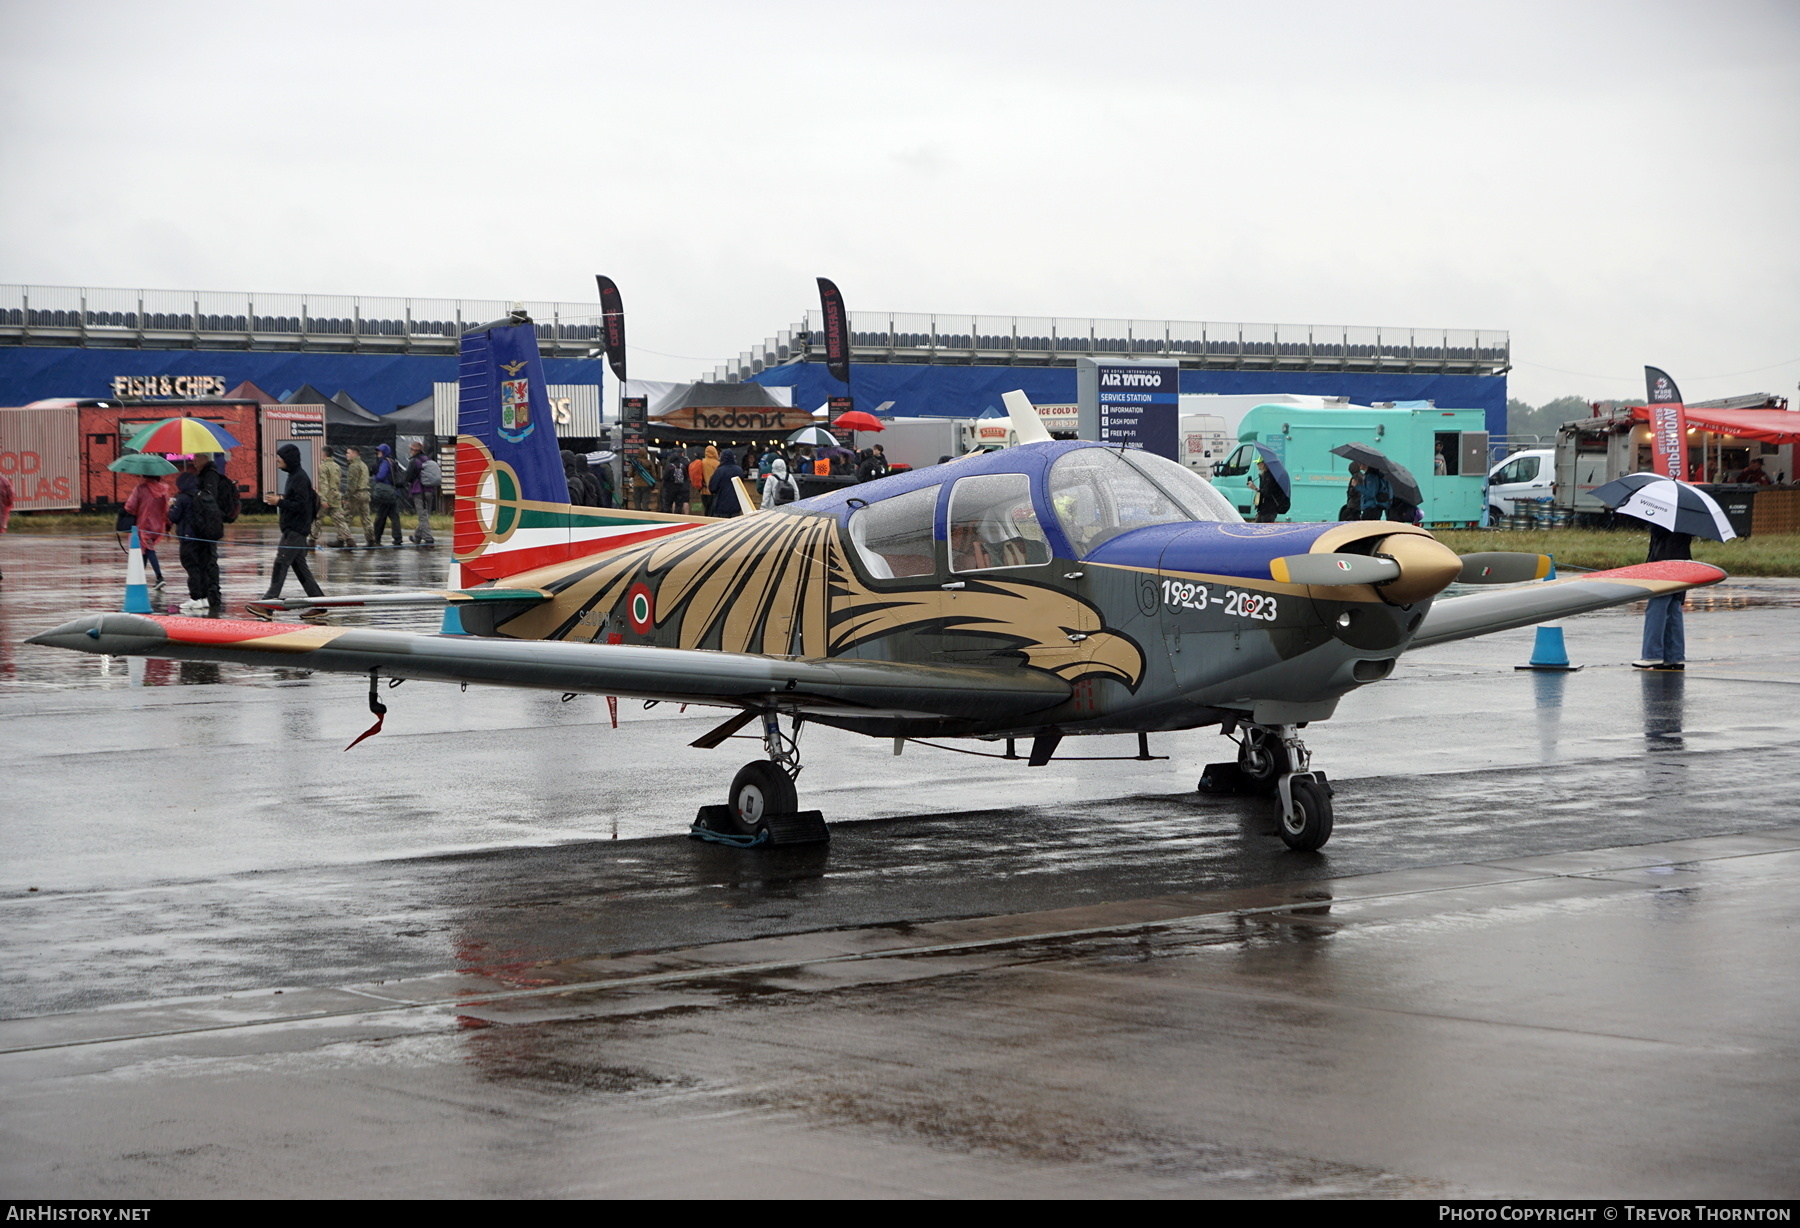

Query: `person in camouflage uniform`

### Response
(344, 446, 374, 546)
(310, 447, 356, 548)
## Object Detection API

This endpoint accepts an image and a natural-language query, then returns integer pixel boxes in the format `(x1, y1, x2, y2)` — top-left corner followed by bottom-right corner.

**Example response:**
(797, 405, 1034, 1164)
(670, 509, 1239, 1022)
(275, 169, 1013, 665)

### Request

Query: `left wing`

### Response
(26, 613, 1070, 723)
(1410, 560, 1724, 650)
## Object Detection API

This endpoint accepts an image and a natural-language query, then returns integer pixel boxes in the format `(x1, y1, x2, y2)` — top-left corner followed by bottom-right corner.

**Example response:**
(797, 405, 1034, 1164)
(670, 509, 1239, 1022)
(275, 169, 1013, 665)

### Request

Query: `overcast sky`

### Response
(2, 0, 1795, 406)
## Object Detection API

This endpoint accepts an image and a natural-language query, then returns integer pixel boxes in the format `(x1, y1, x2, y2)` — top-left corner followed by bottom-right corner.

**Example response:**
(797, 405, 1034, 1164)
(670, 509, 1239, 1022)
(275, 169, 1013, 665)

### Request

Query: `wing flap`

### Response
(244, 588, 553, 614)
(1410, 560, 1725, 650)
(27, 614, 1071, 721)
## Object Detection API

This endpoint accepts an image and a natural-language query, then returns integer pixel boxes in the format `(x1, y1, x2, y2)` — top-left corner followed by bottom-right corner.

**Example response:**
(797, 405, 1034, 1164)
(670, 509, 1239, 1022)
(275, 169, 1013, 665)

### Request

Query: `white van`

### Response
(1487, 448, 1555, 518)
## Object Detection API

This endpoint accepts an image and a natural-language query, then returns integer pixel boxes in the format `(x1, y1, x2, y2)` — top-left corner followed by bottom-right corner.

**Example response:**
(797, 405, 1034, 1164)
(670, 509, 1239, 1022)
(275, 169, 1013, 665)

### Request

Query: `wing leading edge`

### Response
(1410, 560, 1725, 650)
(25, 613, 1071, 722)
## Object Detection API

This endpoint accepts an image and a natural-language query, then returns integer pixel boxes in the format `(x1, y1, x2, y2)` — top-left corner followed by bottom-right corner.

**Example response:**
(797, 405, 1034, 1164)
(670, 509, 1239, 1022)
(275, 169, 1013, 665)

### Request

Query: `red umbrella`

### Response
(832, 410, 885, 432)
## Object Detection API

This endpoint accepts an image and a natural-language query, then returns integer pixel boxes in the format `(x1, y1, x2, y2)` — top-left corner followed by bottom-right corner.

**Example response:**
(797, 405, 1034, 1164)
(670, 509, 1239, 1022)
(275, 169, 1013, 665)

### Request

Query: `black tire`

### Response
(1237, 728, 1283, 794)
(728, 760, 797, 836)
(1278, 777, 1333, 852)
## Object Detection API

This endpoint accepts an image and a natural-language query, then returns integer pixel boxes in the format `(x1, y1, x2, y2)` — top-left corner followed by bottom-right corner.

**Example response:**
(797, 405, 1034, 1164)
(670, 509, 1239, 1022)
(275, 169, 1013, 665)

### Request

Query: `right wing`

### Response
(1410, 560, 1724, 650)
(26, 613, 1071, 723)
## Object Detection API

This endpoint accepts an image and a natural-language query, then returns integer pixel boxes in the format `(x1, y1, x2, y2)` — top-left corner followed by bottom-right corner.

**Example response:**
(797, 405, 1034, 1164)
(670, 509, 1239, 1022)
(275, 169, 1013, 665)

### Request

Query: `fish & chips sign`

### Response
(111, 375, 228, 399)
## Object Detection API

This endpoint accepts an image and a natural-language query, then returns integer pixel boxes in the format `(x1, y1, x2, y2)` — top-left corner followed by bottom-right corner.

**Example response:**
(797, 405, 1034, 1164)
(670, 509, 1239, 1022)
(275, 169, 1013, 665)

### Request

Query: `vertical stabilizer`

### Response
(453, 313, 706, 584)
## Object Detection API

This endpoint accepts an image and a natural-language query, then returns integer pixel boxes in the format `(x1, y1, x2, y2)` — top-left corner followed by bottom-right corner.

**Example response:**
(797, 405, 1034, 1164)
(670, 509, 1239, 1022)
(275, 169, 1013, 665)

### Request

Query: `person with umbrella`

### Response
(1591, 473, 1736, 672)
(1330, 442, 1422, 523)
(1241, 444, 1291, 523)
(120, 459, 174, 587)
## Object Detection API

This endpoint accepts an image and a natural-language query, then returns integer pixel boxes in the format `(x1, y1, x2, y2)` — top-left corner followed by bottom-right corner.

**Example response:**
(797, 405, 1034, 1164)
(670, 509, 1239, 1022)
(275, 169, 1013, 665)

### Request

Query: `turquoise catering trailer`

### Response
(1215, 404, 1490, 526)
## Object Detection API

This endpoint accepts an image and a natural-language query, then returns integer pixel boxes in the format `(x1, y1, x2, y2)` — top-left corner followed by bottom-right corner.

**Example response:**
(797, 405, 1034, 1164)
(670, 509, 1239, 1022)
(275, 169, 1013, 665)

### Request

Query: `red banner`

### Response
(1644, 366, 1687, 478)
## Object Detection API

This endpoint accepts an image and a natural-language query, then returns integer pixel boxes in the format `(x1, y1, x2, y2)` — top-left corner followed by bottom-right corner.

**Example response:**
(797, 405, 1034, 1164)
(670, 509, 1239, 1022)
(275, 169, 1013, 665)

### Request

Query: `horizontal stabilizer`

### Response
(1412, 560, 1725, 649)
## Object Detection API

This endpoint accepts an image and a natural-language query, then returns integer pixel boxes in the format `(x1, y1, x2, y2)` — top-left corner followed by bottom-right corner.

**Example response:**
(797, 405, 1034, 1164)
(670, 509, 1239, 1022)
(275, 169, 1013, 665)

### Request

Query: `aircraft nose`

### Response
(1369, 533, 1462, 604)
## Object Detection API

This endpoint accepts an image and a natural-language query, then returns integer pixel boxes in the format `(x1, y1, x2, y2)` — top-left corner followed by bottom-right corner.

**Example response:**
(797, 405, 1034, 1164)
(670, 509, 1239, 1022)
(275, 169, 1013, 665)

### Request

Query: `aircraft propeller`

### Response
(1272, 550, 1552, 588)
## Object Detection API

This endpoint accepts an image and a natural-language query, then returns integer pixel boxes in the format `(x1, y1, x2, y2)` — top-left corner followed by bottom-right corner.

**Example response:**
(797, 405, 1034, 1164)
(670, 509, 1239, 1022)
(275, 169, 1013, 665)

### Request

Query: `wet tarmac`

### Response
(2, 527, 1798, 1197)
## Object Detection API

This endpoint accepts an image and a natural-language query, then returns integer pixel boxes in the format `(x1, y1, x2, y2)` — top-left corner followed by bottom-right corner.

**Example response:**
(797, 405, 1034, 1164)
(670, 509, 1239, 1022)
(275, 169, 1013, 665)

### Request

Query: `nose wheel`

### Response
(1209, 720, 1335, 851)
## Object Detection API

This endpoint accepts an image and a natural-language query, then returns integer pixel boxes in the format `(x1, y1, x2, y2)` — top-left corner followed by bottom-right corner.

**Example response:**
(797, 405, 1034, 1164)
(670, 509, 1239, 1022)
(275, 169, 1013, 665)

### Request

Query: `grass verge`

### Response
(1435, 529, 1800, 577)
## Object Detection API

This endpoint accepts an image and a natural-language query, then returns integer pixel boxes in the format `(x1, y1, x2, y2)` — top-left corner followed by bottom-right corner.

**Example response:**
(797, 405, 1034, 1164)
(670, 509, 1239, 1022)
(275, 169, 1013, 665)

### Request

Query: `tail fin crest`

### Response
(453, 313, 703, 583)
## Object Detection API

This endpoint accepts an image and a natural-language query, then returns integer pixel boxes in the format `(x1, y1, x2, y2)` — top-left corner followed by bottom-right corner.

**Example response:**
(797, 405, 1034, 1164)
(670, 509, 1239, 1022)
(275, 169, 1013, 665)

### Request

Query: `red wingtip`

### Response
(1579, 560, 1727, 585)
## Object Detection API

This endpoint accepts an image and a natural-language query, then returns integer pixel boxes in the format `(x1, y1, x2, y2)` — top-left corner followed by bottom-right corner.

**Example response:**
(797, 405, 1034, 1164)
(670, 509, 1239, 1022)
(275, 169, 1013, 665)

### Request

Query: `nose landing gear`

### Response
(1200, 719, 1335, 851)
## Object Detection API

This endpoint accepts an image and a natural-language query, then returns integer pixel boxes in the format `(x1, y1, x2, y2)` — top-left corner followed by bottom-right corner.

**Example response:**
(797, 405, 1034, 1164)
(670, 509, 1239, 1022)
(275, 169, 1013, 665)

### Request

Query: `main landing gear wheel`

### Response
(1237, 726, 1282, 793)
(728, 760, 797, 837)
(1278, 776, 1333, 852)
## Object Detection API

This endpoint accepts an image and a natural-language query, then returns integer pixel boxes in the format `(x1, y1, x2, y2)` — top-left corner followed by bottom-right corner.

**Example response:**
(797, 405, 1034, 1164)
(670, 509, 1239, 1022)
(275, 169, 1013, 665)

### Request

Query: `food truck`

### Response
(1215, 403, 1490, 526)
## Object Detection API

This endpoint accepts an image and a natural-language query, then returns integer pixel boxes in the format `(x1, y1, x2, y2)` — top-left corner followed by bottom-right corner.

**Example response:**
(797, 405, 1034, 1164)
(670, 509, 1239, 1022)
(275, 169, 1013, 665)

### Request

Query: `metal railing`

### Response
(0, 284, 609, 357)
(710, 312, 1510, 383)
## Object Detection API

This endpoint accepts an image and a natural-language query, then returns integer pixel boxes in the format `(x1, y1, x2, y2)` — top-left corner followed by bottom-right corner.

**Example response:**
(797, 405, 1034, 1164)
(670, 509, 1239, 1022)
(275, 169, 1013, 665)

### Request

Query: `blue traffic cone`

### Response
(123, 527, 154, 614)
(1516, 556, 1582, 672)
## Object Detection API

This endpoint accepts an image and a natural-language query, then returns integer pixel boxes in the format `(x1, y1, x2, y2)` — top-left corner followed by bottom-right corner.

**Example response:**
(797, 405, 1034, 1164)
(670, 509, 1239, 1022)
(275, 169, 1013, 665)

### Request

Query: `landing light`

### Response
(1336, 613, 1353, 628)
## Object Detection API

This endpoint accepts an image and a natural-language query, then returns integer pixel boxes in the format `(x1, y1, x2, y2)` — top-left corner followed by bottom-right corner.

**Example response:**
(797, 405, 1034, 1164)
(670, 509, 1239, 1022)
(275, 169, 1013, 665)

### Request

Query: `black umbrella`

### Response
(1250, 443, 1292, 496)
(1590, 473, 1736, 541)
(1330, 442, 1423, 505)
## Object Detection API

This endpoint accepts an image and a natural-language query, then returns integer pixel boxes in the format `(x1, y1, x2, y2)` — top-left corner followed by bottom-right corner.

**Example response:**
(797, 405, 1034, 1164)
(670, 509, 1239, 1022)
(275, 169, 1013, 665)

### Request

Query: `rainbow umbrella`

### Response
(123, 417, 242, 454)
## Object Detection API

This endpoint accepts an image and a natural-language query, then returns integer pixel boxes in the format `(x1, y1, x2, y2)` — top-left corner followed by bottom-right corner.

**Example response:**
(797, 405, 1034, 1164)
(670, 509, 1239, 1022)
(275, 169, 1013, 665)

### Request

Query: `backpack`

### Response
(189, 489, 225, 541)
(216, 476, 240, 523)
(420, 457, 442, 488)
(770, 476, 799, 506)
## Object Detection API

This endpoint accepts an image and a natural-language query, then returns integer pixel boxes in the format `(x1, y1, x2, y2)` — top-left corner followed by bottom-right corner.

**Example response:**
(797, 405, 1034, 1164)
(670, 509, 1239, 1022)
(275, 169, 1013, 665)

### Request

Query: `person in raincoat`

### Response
(709, 449, 746, 518)
(123, 471, 171, 585)
(1250, 460, 1289, 523)
(170, 471, 218, 613)
(261, 443, 326, 601)
(692, 445, 720, 515)
(1359, 466, 1393, 520)
(1338, 463, 1365, 522)
(0, 471, 13, 582)
(369, 444, 404, 547)
(1634, 523, 1693, 671)
(762, 457, 800, 508)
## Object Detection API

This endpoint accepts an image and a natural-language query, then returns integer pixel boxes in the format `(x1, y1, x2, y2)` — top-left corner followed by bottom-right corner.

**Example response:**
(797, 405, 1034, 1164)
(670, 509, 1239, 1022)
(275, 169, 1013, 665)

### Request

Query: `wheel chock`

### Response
(1199, 762, 1256, 794)
(688, 805, 829, 847)
(1200, 764, 1332, 797)
(763, 810, 829, 845)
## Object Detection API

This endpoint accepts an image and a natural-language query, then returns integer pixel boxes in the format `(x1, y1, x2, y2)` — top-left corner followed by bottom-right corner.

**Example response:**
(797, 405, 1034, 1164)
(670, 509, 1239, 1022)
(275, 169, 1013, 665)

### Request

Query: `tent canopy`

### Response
(1630, 404, 1800, 444)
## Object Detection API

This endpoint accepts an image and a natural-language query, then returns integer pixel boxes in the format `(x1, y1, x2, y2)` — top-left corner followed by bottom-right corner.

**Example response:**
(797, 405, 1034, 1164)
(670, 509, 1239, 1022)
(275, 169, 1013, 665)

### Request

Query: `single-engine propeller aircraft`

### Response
(29, 312, 1727, 850)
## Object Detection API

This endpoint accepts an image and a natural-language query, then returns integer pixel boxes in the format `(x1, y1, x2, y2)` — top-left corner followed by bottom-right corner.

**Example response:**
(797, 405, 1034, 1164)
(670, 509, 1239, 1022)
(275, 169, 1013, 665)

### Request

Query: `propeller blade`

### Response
(1271, 553, 1402, 586)
(1456, 552, 1552, 584)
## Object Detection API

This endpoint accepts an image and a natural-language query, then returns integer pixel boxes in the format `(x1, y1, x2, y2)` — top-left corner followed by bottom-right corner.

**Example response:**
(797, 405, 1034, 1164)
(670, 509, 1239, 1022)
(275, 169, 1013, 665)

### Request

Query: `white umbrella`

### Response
(1591, 473, 1737, 541)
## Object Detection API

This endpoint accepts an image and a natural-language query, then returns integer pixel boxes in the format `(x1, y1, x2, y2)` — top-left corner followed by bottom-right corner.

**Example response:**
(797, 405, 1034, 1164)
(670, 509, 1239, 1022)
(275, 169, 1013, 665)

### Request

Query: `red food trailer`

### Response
(0, 399, 323, 512)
